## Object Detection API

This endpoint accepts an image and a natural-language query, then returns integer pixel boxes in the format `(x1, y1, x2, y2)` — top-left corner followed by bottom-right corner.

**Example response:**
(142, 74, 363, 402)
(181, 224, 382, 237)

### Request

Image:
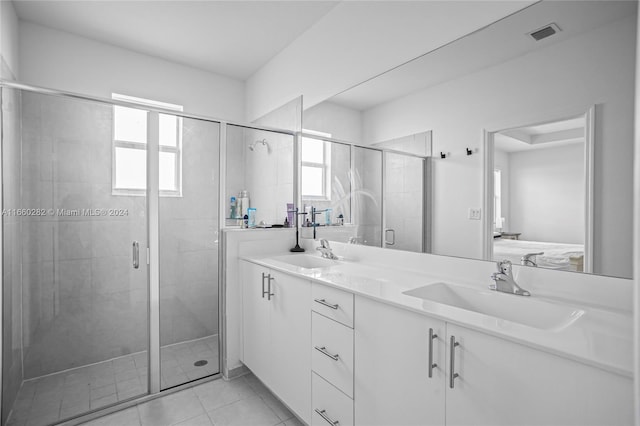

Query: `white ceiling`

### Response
(329, 1, 636, 111)
(494, 116, 586, 153)
(13, 0, 339, 80)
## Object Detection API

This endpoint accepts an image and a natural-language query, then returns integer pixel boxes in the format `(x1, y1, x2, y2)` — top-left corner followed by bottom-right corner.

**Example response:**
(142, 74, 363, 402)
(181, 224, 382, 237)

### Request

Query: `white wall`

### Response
(494, 149, 510, 230)
(0, 0, 19, 79)
(18, 21, 244, 120)
(507, 144, 584, 244)
(303, 101, 362, 143)
(246, 1, 534, 122)
(361, 15, 636, 277)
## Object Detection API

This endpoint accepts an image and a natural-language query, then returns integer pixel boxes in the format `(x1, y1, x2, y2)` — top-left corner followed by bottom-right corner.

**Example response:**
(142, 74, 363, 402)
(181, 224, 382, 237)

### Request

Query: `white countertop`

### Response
(242, 254, 633, 378)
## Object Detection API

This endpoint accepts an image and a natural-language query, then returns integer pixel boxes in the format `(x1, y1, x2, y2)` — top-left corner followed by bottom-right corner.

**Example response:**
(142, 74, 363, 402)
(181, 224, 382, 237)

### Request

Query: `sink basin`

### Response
(270, 254, 340, 270)
(403, 282, 584, 331)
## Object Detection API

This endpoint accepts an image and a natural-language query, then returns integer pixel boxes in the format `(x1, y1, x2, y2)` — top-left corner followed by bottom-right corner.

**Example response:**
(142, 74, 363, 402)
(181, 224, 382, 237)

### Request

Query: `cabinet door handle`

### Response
(314, 298, 339, 310)
(261, 273, 268, 299)
(267, 275, 274, 300)
(314, 346, 339, 361)
(315, 409, 340, 426)
(449, 336, 460, 388)
(428, 328, 438, 378)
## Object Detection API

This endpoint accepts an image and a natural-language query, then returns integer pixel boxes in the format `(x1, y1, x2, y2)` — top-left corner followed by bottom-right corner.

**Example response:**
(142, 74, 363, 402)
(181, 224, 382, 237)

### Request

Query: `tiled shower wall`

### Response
(226, 125, 294, 227)
(18, 92, 220, 379)
(159, 118, 219, 347)
(353, 147, 382, 246)
(1, 83, 24, 423)
(374, 132, 431, 252)
(20, 92, 148, 378)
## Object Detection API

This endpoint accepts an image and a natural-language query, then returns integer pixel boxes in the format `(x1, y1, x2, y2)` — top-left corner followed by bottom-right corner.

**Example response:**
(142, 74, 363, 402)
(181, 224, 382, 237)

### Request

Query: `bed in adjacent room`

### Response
(493, 238, 584, 272)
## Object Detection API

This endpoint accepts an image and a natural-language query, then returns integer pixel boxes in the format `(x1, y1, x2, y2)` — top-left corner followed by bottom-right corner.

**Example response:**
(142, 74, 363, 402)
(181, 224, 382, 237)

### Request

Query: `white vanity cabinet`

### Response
(354, 296, 633, 426)
(311, 283, 355, 426)
(240, 260, 311, 424)
(445, 323, 633, 426)
(354, 295, 445, 426)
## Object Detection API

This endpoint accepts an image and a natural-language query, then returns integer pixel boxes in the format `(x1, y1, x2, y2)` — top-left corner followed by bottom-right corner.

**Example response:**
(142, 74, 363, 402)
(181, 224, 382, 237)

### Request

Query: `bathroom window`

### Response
(301, 129, 332, 199)
(112, 93, 183, 196)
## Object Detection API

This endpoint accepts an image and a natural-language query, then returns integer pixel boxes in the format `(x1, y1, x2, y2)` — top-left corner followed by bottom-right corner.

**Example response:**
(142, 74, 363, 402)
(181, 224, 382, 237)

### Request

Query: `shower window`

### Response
(112, 93, 183, 196)
(301, 129, 331, 199)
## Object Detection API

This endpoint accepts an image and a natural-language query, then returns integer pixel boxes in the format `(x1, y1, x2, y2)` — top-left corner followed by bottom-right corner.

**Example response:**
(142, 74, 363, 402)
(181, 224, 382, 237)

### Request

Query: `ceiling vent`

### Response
(528, 23, 561, 41)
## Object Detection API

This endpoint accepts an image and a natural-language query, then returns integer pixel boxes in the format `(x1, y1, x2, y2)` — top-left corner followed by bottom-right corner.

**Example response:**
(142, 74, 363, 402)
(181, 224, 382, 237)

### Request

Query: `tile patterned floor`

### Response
(6, 336, 219, 426)
(79, 373, 303, 426)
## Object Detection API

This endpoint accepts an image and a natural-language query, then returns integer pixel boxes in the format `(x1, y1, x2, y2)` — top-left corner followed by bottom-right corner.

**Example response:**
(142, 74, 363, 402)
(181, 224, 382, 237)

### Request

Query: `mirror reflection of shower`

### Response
(248, 138, 270, 153)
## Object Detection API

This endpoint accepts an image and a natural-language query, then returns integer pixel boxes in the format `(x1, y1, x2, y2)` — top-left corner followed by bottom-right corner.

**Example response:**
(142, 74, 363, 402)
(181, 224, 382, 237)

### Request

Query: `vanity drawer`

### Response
(312, 372, 353, 426)
(312, 312, 354, 397)
(312, 283, 354, 328)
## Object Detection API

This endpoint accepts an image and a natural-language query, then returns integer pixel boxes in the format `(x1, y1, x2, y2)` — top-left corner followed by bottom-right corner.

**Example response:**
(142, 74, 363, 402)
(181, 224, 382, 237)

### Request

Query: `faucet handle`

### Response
(319, 239, 330, 249)
(497, 259, 512, 274)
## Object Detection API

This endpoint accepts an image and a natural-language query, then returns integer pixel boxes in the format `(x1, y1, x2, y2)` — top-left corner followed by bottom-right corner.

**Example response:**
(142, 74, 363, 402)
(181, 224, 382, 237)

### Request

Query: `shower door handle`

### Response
(384, 228, 395, 246)
(132, 241, 140, 269)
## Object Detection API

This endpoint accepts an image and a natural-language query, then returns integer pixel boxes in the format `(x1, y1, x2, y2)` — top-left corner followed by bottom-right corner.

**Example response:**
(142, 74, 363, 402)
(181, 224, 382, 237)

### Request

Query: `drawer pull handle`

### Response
(428, 328, 437, 378)
(261, 273, 268, 299)
(314, 346, 339, 361)
(315, 409, 340, 426)
(449, 336, 460, 389)
(314, 298, 339, 310)
(267, 275, 274, 301)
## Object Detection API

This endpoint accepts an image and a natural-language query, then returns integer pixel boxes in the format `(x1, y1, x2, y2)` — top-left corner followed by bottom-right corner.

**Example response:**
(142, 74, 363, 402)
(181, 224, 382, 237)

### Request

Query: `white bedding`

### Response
(493, 239, 584, 270)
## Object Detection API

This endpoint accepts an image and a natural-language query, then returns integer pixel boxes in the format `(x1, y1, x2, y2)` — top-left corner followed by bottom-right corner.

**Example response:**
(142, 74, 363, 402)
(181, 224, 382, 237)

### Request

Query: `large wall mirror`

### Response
(301, 0, 636, 279)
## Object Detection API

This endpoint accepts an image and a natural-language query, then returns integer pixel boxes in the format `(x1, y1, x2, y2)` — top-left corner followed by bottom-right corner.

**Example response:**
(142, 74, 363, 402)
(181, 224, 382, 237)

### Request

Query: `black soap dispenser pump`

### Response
(288, 207, 305, 252)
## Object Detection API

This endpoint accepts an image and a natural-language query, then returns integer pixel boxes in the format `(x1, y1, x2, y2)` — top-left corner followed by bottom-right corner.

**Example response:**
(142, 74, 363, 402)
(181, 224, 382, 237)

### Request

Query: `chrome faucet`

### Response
(521, 252, 544, 267)
(490, 260, 531, 296)
(316, 239, 339, 260)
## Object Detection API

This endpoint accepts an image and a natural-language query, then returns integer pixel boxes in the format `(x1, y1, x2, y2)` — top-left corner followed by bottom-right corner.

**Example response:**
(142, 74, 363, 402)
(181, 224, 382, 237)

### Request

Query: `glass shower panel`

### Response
(384, 152, 425, 252)
(352, 147, 383, 247)
(159, 117, 220, 389)
(301, 138, 353, 241)
(2, 90, 149, 426)
(225, 124, 294, 228)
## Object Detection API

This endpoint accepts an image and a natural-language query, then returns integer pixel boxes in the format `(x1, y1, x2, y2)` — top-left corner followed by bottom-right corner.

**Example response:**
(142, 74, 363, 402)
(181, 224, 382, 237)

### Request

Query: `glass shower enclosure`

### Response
(0, 84, 221, 426)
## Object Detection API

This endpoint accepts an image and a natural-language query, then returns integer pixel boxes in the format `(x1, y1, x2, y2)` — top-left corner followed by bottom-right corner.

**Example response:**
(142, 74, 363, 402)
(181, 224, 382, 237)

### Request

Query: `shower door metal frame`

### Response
(298, 131, 431, 251)
(0, 80, 301, 425)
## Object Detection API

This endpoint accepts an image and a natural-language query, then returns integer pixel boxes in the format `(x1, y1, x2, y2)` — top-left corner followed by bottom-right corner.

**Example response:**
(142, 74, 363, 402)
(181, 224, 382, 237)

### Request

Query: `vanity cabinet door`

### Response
(269, 271, 311, 424)
(445, 324, 633, 426)
(354, 295, 445, 426)
(240, 261, 271, 384)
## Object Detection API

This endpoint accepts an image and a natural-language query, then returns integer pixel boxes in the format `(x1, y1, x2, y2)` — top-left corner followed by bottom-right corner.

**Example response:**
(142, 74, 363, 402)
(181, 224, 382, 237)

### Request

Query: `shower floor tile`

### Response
(6, 335, 219, 426)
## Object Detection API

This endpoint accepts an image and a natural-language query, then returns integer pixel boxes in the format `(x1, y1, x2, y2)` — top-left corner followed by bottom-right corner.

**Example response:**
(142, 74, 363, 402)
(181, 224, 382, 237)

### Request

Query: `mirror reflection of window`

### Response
(112, 93, 183, 196)
(301, 129, 331, 199)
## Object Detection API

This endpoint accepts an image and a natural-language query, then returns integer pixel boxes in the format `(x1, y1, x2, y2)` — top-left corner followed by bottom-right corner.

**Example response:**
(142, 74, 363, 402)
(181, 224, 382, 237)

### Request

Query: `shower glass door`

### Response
(352, 147, 383, 247)
(384, 152, 425, 251)
(158, 117, 220, 389)
(2, 89, 149, 426)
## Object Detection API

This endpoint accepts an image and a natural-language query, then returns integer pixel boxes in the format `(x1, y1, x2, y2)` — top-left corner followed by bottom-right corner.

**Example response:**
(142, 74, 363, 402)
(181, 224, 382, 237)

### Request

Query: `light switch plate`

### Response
(468, 208, 481, 220)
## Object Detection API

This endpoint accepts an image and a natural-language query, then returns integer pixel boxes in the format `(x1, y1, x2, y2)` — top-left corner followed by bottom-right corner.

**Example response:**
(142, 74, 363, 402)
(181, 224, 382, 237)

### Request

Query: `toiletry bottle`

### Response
(243, 214, 249, 229)
(284, 217, 290, 228)
(247, 208, 257, 228)
(238, 190, 250, 217)
(229, 196, 237, 219)
(325, 208, 332, 226)
(286, 203, 294, 225)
